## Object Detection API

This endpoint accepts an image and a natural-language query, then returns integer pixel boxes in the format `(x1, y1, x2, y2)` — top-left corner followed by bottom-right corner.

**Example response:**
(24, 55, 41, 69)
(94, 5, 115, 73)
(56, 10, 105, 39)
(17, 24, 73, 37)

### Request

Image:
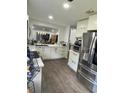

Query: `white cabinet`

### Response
(36, 46, 46, 59)
(32, 57, 44, 93)
(87, 14, 97, 30)
(44, 47, 51, 59)
(36, 45, 68, 60)
(76, 19, 88, 37)
(50, 47, 60, 59)
(75, 14, 97, 38)
(57, 46, 68, 58)
(68, 50, 80, 72)
(33, 69, 41, 93)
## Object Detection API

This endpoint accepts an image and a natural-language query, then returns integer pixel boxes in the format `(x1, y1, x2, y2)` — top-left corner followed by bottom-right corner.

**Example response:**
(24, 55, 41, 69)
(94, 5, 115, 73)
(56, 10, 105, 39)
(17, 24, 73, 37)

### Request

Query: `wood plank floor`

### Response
(42, 59, 90, 93)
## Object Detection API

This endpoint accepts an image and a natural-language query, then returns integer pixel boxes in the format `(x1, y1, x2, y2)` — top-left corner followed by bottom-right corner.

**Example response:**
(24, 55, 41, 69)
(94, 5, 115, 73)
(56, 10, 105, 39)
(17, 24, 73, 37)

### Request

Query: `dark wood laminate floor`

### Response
(42, 59, 90, 93)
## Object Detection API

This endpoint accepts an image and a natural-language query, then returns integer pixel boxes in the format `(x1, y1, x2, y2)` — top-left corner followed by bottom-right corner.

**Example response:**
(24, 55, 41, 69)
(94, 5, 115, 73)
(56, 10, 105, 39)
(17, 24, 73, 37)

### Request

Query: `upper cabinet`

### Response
(76, 19, 88, 37)
(71, 14, 97, 39)
(87, 14, 97, 30)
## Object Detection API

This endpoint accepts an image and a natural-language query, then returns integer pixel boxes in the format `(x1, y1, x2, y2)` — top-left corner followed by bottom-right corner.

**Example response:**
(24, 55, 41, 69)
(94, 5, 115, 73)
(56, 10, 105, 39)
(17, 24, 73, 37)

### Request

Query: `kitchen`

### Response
(27, 0, 97, 93)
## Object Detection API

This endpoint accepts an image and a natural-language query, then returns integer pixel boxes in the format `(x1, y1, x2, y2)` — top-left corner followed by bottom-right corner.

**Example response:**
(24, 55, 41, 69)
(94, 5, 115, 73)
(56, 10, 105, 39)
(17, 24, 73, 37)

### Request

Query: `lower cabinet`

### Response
(31, 58, 44, 93)
(33, 68, 42, 93)
(36, 46, 68, 60)
(57, 47, 68, 58)
(68, 50, 80, 72)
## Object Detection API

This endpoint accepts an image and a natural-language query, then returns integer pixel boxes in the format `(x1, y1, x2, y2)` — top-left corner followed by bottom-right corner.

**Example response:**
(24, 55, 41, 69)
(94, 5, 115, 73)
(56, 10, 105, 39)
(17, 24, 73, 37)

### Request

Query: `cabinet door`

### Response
(76, 19, 88, 37)
(87, 14, 97, 30)
(50, 47, 57, 59)
(40, 47, 44, 57)
(43, 47, 51, 59)
(33, 68, 42, 93)
(38, 46, 46, 59)
(56, 47, 67, 58)
(50, 47, 63, 59)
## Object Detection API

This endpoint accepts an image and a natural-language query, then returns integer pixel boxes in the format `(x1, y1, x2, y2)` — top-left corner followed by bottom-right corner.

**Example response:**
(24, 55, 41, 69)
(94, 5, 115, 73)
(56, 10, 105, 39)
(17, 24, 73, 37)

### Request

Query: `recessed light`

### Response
(48, 15, 53, 20)
(63, 3, 70, 9)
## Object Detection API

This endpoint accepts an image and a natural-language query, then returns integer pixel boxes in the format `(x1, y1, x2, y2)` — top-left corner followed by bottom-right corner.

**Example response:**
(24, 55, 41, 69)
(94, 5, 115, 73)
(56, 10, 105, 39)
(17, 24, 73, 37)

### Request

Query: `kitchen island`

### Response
(34, 44, 68, 60)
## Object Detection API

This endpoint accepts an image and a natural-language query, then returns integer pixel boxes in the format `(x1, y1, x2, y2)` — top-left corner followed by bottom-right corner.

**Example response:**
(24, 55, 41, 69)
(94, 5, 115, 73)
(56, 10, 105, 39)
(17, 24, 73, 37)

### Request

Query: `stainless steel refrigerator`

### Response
(77, 31, 97, 93)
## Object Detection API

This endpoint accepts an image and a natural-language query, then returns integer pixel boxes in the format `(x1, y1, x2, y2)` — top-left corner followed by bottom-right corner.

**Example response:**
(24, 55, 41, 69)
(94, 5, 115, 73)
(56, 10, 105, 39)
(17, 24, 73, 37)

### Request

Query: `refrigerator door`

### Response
(77, 31, 97, 93)
(81, 32, 96, 63)
(88, 34, 97, 65)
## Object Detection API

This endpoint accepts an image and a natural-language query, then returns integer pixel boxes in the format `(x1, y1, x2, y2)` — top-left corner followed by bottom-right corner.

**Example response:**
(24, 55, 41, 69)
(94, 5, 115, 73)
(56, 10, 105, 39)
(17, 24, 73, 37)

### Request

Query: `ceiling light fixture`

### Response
(48, 15, 53, 20)
(63, 2, 70, 9)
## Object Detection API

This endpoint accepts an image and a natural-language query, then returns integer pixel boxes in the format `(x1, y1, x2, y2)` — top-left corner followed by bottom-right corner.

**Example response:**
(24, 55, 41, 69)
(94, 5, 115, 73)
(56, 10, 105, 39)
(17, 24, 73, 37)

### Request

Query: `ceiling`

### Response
(27, 0, 97, 26)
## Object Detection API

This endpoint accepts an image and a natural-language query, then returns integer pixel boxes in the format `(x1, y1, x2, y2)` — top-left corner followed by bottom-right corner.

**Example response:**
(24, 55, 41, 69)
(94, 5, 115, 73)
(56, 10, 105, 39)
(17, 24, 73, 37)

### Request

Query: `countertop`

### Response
(30, 43, 67, 48)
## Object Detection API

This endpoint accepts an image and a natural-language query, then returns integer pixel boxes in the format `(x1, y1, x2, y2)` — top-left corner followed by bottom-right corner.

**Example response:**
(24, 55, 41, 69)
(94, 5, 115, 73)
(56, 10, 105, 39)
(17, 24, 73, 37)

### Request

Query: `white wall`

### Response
(58, 27, 66, 42)
(64, 26, 70, 43)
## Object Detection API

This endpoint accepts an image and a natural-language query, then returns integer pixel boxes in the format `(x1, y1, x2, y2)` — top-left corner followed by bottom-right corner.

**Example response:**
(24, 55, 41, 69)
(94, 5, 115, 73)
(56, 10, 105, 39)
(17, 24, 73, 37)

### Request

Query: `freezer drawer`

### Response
(78, 66, 97, 82)
(80, 59, 97, 71)
(77, 71, 97, 93)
